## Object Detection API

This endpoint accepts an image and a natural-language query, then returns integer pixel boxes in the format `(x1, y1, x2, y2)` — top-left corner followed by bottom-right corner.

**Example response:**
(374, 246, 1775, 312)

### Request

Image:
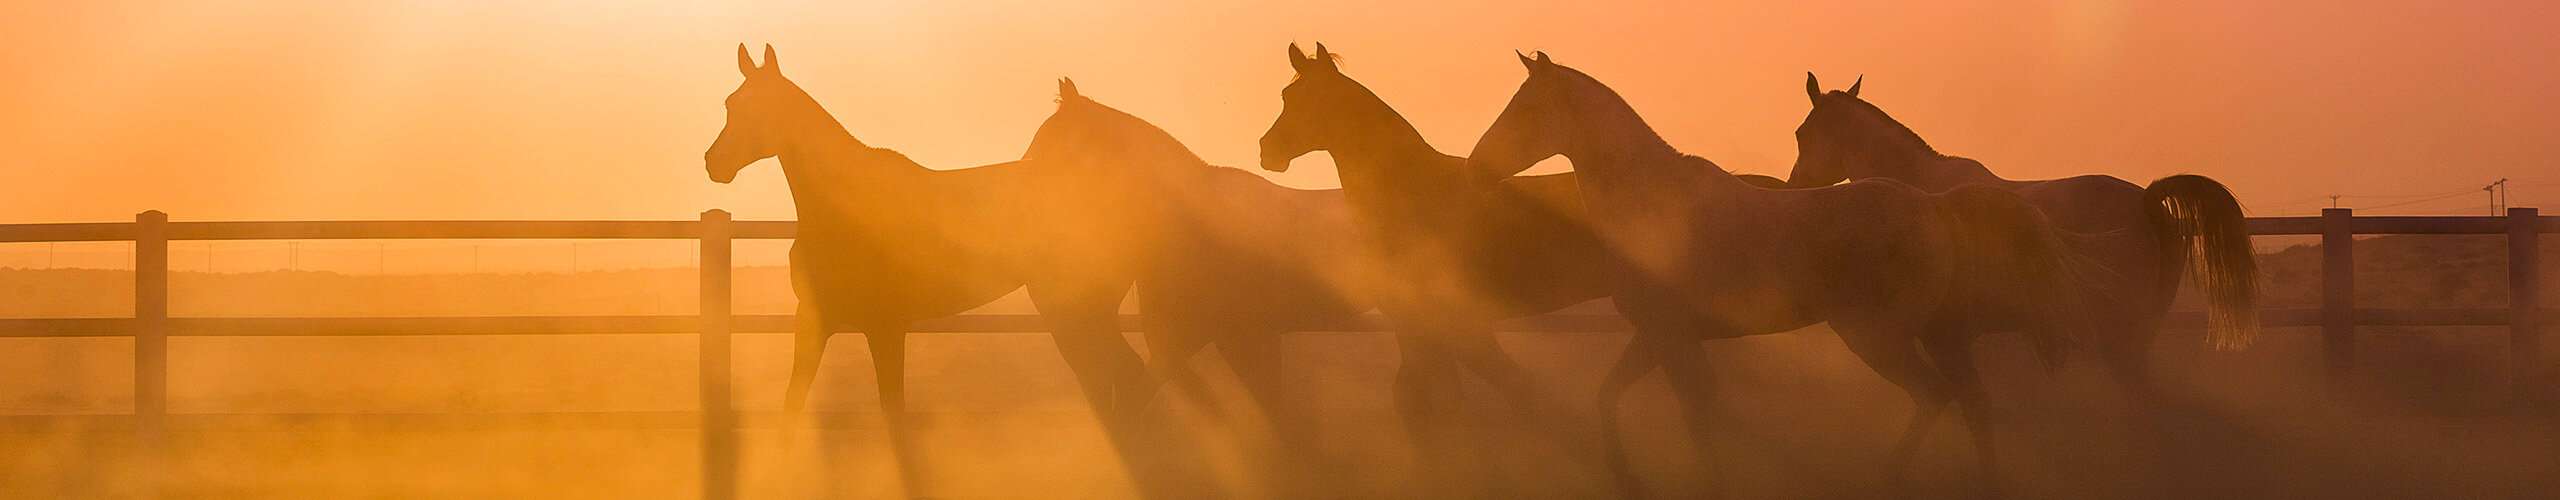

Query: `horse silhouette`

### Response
(1789, 74, 2260, 403)
(1020, 78, 1374, 491)
(702, 45, 1154, 426)
(1466, 52, 2101, 498)
(1257, 42, 1622, 490)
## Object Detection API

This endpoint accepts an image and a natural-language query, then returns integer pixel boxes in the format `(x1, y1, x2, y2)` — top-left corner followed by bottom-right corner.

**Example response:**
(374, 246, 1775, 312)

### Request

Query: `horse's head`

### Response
(1466, 51, 1576, 185)
(704, 44, 809, 184)
(1258, 42, 1355, 173)
(1789, 72, 1895, 188)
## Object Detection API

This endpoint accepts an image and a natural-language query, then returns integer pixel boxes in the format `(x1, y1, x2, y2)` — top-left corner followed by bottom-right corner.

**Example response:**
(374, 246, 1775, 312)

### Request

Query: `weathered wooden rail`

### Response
(0, 207, 2550, 499)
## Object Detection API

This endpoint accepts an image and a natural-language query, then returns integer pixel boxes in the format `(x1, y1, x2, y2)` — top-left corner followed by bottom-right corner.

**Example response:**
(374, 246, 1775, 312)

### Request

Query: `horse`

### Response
(702, 45, 1155, 427)
(1019, 78, 1374, 473)
(1465, 52, 2101, 498)
(1255, 42, 1621, 486)
(1788, 74, 2260, 407)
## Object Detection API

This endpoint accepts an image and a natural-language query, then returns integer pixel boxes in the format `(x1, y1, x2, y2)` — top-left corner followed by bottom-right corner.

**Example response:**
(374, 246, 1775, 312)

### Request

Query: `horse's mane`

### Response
(1550, 64, 1678, 156)
(1826, 92, 1937, 156)
(858, 146, 920, 168)
(1677, 153, 1733, 175)
(1032, 94, 1211, 169)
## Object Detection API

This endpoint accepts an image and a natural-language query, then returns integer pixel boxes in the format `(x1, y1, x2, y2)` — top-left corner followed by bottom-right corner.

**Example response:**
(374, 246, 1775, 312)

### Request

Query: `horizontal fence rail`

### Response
(0, 308, 2552, 339)
(0, 207, 2551, 500)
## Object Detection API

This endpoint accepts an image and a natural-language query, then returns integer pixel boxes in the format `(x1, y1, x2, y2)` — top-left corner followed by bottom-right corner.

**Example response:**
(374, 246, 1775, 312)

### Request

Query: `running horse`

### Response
(702, 45, 1154, 424)
(1020, 77, 1371, 449)
(1466, 52, 2102, 498)
(1254, 42, 1622, 484)
(1788, 74, 2259, 405)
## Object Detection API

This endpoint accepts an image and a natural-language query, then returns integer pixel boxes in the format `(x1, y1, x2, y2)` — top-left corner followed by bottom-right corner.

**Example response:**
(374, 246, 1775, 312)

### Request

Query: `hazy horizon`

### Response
(4, 1, 2556, 225)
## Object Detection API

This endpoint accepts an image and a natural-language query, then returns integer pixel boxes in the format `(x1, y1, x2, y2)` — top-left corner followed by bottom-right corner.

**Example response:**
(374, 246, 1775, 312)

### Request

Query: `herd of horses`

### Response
(700, 43, 2260, 498)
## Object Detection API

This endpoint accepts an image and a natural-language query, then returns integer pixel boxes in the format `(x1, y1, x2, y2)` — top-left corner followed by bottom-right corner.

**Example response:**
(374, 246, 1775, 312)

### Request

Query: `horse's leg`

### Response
(1031, 281, 1153, 426)
(1833, 323, 1950, 493)
(864, 328, 908, 419)
(1391, 332, 1457, 433)
(860, 324, 929, 498)
(1923, 333, 2000, 498)
(2099, 315, 2168, 406)
(781, 305, 840, 496)
(1218, 330, 1327, 497)
(784, 303, 831, 413)
(1651, 332, 1724, 500)
(1596, 332, 1664, 498)
(1390, 331, 1466, 497)
(1439, 329, 1546, 422)
(1139, 314, 1224, 421)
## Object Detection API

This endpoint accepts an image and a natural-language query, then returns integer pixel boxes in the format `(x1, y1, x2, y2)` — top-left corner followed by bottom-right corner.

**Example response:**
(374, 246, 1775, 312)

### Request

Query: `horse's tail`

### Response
(2144, 174, 2260, 350)
(1941, 186, 2097, 369)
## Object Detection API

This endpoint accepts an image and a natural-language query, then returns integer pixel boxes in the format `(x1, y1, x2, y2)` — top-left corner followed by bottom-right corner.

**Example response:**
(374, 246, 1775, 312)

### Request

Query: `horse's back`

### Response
(2011, 174, 2148, 233)
(789, 221, 1027, 328)
(791, 160, 1050, 326)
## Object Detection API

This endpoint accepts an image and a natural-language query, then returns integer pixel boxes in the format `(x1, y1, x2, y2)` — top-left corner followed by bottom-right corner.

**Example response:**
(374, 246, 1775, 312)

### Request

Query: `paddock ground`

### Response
(2, 326, 2555, 499)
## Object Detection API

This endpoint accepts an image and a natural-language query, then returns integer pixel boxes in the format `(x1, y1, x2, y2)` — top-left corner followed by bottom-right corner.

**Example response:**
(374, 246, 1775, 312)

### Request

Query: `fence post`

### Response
(2322, 208, 2355, 396)
(2511, 207, 2542, 407)
(697, 210, 736, 500)
(134, 211, 168, 443)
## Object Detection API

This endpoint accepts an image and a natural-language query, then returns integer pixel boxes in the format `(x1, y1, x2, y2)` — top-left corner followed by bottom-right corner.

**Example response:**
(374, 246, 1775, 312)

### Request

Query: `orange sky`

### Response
(3, 0, 2555, 224)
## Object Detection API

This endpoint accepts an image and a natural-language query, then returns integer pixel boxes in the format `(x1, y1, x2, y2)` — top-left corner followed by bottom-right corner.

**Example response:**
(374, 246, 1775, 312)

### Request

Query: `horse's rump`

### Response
(1932, 185, 2101, 365)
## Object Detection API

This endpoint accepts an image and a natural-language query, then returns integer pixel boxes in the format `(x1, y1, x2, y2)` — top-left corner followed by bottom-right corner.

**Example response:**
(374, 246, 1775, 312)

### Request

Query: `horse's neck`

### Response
(1330, 112, 1468, 207)
(1555, 78, 1729, 187)
(1560, 105, 1738, 195)
(1870, 153, 2004, 192)
(1845, 110, 2004, 190)
(775, 127, 919, 224)
(1907, 157, 2006, 190)
(1570, 146, 1744, 200)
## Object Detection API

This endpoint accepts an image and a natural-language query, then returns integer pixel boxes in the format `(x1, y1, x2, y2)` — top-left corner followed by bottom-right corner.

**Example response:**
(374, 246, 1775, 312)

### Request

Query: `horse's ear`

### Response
(1058, 77, 1080, 101)
(1313, 42, 1332, 62)
(737, 44, 756, 76)
(1533, 51, 1552, 66)
(1805, 72, 1821, 103)
(762, 44, 780, 73)
(1288, 43, 1309, 71)
(1846, 75, 1862, 98)
(1517, 50, 1537, 72)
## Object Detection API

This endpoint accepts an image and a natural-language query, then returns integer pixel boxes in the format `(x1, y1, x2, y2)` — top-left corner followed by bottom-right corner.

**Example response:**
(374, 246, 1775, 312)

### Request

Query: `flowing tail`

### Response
(2144, 174, 2260, 350)
(1941, 185, 2101, 368)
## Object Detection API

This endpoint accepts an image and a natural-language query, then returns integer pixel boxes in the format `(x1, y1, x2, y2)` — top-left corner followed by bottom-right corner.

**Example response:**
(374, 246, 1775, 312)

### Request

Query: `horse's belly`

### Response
(791, 241, 1022, 325)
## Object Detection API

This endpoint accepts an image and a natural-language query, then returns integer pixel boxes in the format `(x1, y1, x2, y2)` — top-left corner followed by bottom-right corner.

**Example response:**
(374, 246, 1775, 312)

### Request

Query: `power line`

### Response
(2359, 190, 2479, 210)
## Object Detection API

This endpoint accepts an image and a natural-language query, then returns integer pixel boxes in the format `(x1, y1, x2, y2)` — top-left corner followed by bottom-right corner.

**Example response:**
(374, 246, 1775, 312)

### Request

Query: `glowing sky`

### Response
(3, 0, 2554, 224)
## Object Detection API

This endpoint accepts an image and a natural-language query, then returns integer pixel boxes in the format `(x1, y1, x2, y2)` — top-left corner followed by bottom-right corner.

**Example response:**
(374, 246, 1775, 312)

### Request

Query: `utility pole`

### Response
(2484, 178, 2510, 215)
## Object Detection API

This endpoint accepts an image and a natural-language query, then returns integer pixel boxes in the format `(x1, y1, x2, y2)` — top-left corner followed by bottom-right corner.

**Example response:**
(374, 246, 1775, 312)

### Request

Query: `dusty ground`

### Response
(3, 234, 2554, 498)
(3, 324, 2553, 499)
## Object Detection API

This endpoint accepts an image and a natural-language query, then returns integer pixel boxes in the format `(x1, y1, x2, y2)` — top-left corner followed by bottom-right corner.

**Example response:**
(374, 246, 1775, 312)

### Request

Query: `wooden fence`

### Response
(0, 207, 2551, 499)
